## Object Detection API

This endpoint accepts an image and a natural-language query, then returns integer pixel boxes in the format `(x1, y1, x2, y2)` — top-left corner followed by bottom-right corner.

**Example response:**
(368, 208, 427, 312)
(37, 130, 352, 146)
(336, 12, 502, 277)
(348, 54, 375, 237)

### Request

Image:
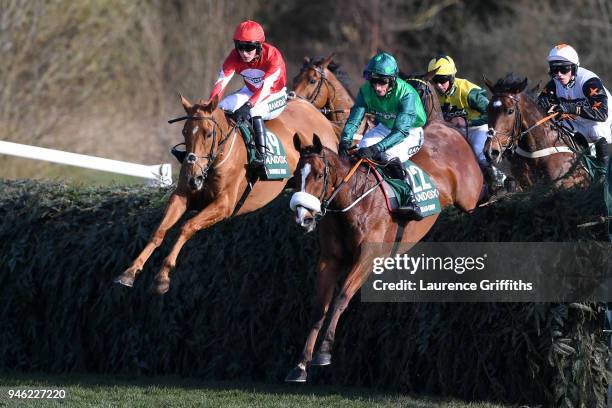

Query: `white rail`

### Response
(0, 140, 172, 187)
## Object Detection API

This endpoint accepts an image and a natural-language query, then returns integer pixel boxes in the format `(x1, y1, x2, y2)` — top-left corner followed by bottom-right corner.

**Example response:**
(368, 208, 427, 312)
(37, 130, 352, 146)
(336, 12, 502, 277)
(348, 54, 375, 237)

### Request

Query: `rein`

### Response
(291, 64, 347, 122)
(489, 95, 584, 161)
(299, 153, 380, 217)
(167, 114, 237, 182)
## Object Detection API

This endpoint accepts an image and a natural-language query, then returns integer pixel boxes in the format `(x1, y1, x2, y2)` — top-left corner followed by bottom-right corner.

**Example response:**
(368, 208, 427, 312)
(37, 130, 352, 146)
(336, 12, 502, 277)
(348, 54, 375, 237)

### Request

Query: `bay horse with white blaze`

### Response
(285, 119, 483, 382)
(484, 74, 590, 189)
(114, 95, 338, 294)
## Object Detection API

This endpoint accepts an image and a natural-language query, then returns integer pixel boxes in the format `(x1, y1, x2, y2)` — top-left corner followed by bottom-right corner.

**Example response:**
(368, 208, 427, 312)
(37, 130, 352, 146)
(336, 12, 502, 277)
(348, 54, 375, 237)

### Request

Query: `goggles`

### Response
(432, 75, 453, 84)
(369, 76, 392, 86)
(235, 41, 259, 52)
(549, 65, 572, 75)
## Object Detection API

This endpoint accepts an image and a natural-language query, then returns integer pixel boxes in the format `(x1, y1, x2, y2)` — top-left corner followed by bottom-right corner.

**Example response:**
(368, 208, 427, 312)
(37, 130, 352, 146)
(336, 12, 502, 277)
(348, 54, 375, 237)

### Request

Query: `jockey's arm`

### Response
(577, 77, 608, 122)
(466, 88, 489, 127)
(340, 92, 367, 146)
(375, 93, 418, 152)
(536, 80, 557, 113)
(209, 53, 236, 100)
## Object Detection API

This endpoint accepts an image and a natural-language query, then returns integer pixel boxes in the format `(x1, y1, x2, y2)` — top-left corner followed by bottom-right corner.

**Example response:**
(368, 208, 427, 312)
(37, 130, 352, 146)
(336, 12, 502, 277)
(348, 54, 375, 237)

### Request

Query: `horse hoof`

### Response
(113, 273, 134, 287)
(311, 352, 332, 366)
(285, 366, 307, 383)
(152, 279, 170, 295)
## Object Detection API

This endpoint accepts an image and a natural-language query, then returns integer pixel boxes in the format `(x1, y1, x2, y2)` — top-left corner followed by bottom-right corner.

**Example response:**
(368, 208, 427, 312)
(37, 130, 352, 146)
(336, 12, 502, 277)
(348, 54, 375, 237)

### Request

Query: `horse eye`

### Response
(317, 173, 323, 179)
(507, 108, 514, 115)
(309, 79, 317, 85)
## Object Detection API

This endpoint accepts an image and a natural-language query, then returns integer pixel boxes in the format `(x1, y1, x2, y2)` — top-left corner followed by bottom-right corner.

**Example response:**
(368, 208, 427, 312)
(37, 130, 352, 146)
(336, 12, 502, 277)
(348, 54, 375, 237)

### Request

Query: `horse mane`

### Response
(303, 56, 354, 99)
(490, 73, 528, 95)
(398, 70, 423, 80)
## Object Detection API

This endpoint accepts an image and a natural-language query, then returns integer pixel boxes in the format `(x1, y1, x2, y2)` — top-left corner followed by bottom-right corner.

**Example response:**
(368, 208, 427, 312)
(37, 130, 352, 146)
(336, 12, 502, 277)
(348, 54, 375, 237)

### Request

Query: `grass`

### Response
(0, 374, 512, 408)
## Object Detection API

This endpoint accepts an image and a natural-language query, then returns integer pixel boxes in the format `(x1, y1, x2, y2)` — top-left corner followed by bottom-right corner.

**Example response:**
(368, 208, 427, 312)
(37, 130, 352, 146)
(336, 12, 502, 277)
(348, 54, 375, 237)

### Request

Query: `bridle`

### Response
(295, 65, 336, 106)
(488, 94, 567, 160)
(487, 94, 524, 158)
(295, 153, 380, 218)
(290, 64, 351, 122)
(298, 152, 333, 217)
(168, 114, 237, 182)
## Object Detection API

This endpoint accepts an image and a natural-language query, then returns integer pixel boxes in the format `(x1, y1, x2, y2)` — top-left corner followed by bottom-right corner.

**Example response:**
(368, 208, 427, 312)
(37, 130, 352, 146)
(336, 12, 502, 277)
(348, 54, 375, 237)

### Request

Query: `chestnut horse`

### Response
(114, 95, 338, 294)
(483, 74, 590, 189)
(285, 122, 483, 381)
(291, 54, 355, 136)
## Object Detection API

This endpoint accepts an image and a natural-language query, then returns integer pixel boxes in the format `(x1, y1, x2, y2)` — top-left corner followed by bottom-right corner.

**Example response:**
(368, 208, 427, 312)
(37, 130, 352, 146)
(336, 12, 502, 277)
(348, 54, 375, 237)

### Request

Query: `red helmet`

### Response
(233, 20, 265, 43)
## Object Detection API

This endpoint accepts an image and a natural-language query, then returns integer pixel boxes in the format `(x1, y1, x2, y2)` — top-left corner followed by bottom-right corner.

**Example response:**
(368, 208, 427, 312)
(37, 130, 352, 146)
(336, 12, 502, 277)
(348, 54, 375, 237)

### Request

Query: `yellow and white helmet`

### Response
(547, 44, 579, 66)
(427, 55, 457, 76)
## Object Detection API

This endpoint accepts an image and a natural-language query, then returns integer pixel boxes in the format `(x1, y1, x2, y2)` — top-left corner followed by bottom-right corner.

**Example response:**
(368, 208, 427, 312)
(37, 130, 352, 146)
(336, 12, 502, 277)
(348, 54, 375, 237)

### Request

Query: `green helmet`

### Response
(364, 52, 399, 79)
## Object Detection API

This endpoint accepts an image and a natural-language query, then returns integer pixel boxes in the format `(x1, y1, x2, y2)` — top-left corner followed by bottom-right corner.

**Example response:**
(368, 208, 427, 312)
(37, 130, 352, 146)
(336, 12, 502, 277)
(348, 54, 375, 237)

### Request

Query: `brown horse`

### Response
(114, 95, 338, 294)
(285, 120, 483, 382)
(401, 69, 445, 123)
(483, 74, 590, 189)
(291, 54, 356, 136)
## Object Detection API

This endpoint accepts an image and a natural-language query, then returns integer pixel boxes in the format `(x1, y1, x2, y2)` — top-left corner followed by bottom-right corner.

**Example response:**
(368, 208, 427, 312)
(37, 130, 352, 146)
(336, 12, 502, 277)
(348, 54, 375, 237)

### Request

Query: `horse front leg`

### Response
(285, 256, 341, 383)
(314, 254, 373, 368)
(152, 195, 232, 295)
(114, 193, 187, 287)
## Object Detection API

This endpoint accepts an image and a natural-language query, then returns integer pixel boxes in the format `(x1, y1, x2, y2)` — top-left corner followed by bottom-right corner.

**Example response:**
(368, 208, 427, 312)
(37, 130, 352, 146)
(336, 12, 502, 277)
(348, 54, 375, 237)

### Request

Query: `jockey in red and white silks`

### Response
(210, 42, 288, 121)
(209, 20, 288, 171)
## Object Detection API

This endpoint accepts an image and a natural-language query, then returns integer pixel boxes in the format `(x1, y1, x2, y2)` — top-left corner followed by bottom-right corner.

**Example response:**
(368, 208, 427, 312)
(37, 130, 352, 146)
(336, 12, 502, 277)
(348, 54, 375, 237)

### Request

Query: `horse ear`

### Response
(180, 94, 193, 113)
(423, 67, 439, 82)
(312, 134, 323, 153)
(483, 76, 495, 93)
(209, 94, 219, 111)
(320, 53, 335, 69)
(528, 81, 541, 97)
(303, 56, 310, 66)
(293, 133, 302, 151)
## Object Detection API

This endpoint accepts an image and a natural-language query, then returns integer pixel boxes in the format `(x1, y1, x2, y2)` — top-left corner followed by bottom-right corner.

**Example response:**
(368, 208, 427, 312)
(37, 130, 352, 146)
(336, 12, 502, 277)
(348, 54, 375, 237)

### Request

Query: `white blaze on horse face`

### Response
(192, 126, 199, 135)
(492, 100, 502, 108)
(300, 163, 311, 192)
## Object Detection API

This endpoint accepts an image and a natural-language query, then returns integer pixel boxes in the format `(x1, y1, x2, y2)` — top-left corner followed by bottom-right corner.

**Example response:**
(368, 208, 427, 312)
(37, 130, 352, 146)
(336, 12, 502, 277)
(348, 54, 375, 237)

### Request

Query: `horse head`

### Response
(484, 74, 529, 164)
(289, 133, 335, 233)
(292, 54, 337, 108)
(401, 68, 444, 122)
(178, 94, 228, 192)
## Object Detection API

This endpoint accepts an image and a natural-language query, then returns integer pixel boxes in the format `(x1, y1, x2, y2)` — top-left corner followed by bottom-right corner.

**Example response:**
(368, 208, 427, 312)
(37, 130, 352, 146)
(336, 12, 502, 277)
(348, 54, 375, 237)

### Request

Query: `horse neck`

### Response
(209, 109, 241, 168)
(517, 95, 561, 151)
(326, 154, 379, 212)
(324, 70, 354, 122)
(427, 85, 445, 122)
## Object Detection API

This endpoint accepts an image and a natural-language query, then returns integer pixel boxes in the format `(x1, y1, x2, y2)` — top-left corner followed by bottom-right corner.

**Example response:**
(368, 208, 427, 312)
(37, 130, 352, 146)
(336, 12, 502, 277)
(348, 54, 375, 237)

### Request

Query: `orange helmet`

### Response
(233, 20, 265, 43)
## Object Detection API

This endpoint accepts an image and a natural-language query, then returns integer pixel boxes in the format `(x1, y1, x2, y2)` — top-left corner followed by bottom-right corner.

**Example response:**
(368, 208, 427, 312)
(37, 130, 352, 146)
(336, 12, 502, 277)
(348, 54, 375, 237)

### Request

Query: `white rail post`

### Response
(0, 140, 172, 187)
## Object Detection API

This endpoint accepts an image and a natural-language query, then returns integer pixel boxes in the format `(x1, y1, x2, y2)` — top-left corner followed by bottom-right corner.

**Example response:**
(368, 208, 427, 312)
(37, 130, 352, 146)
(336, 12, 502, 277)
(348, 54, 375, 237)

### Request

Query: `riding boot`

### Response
(400, 190, 424, 221)
(594, 137, 609, 183)
(384, 157, 407, 180)
(251, 116, 267, 173)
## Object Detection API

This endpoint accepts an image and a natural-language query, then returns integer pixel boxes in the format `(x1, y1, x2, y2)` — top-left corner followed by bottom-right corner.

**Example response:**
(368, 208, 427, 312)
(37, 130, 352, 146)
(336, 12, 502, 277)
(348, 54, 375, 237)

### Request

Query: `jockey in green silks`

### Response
(339, 52, 426, 220)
